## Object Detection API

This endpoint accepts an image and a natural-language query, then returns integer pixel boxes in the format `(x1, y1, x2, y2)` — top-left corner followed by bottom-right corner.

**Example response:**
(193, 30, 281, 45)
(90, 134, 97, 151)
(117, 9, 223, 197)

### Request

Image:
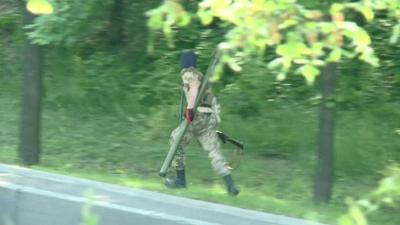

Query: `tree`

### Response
(18, 0, 44, 165)
(314, 63, 337, 202)
(109, 0, 126, 47)
(147, 0, 400, 202)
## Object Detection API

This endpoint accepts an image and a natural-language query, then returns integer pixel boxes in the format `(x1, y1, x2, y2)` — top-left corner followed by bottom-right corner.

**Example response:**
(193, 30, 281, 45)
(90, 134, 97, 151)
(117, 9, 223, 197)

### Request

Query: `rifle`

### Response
(159, 50, 222, 177)
(216, 131, 244, 170)
(216, 131, 244, 150)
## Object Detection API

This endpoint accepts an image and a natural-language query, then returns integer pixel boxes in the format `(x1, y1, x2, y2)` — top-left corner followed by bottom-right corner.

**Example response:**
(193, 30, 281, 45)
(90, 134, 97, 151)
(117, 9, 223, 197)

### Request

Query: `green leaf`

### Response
(382, 197, 394, 205)
(339, 214, 356, 225)
(311, 42, 324, 56)
(344, 25, 371, 47)
(354, 28, 371, 46)
(227, 59, 242, 72)
(177, 14, 191, 26)
(276, 44, 288, 56)
(276, 41, 309, 59)
(330, 3, 345, 15)
(360, 6, 374, 22)
(293, 59, 309, 64)
(328, 48, 342, 62)
(359, 49, 379, 67)
(27, 0, 54, 15)
(268, 58, 283, 69)
(320, 23, 336, 34)
(276, 72, 286, 81)
(212, 0, 230, 14)
(349, 205, 368, 225)
(311, 59, 325, 66)
(300, 64, 320, 85)
(357, 199, 373, 209)
(390, 24, 400, 44)
(146, 5, 167, 30)
(278, 19, 299, 29)
(375, 176, 398, 195)
(282, 58, 292, 70)
(198, 9, 213, 25)
(253, 0, 267, 11)
(147, 12, 163, 29)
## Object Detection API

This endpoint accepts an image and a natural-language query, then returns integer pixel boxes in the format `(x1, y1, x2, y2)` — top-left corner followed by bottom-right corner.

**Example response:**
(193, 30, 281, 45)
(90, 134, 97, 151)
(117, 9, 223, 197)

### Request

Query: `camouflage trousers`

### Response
(169, 112, 231, 176)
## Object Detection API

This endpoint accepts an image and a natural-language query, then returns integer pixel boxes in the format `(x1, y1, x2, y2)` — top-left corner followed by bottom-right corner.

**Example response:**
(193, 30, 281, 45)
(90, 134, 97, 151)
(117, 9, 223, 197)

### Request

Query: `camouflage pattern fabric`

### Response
(181, 67, 214, 107)
(169, 112, 231, 176)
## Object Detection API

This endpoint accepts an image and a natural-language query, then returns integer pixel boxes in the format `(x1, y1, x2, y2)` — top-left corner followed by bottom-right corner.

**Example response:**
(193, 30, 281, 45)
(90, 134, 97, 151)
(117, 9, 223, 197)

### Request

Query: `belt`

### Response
(199, 104, 211, 107)
(197, 106, 214, 113)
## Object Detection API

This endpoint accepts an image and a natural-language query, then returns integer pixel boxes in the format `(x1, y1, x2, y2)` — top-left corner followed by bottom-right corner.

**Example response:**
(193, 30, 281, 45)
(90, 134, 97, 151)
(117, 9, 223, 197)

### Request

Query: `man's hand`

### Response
(185, 108, 195, 123)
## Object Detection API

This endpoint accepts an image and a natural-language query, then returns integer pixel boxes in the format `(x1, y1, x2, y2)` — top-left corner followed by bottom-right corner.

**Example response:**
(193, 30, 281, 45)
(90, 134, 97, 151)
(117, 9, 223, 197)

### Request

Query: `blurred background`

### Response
(0, 0, 399, 225)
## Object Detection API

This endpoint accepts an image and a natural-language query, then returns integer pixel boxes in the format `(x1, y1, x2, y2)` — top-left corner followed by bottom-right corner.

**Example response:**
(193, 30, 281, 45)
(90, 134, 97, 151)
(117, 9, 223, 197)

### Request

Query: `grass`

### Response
(1, 85, 399, 225)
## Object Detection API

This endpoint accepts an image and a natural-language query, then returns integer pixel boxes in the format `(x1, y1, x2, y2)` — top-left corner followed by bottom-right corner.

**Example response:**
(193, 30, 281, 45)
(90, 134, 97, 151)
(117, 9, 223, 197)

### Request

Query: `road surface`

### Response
(0, 163, 327, 225)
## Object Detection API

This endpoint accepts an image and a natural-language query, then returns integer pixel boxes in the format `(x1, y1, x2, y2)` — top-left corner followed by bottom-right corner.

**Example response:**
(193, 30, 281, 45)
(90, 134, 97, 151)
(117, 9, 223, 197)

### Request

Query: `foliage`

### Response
(333, 16, 400, 109)
(26, 0, 112, 46)
(147, 0, 400, 85)
(0, 1, 22, 79)
(80, 189, 99, 225)
(146, 0, 190, 48)
(339, 166, 400, 225)
(1, 0, 400, 223)
(1, 89, 400, 224)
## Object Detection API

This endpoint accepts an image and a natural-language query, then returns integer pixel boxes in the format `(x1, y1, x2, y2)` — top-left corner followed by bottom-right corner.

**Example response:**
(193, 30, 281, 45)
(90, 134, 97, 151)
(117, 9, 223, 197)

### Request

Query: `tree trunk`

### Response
(19, 3, 43, 165)
(109, 0, 125, 47)
(314, 63, 337, 203)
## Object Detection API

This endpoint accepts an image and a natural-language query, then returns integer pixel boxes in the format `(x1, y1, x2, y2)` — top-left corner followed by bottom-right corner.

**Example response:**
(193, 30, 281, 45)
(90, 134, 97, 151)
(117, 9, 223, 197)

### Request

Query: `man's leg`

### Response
(165, 147, 187, 188)
(197, 127, 240, 196)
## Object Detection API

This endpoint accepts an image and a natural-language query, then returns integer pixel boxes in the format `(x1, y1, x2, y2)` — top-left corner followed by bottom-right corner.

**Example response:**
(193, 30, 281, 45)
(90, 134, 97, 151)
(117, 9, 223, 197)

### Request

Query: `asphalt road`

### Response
(0, 163, 327, 225)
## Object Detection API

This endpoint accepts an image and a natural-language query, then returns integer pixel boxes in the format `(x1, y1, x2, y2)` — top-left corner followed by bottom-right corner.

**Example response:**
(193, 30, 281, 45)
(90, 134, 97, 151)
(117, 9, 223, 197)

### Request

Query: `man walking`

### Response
(165, 51, 240, 196)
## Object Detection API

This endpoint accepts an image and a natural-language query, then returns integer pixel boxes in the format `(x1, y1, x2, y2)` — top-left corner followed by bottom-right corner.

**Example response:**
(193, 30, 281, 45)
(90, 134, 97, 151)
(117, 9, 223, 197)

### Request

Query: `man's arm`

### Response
(181, 71, 200, 123)
(187, 79, 200, 109)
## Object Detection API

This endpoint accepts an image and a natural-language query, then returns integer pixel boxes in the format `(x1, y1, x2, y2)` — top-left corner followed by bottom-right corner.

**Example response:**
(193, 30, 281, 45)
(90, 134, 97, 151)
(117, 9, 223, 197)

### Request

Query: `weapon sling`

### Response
(178, 88, 185, 123)
(159, 50, 222, 177)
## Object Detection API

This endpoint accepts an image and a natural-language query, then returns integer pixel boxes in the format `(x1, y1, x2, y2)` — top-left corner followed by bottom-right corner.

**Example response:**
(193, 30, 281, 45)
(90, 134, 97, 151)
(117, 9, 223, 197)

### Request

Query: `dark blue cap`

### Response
(180, 51, 197, 69)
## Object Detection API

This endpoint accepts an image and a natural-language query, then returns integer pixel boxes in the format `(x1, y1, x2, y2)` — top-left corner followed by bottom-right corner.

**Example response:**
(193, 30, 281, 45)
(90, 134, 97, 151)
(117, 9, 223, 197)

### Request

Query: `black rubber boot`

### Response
(223, 174, 240, 196)
(165, 169, 186, 188)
